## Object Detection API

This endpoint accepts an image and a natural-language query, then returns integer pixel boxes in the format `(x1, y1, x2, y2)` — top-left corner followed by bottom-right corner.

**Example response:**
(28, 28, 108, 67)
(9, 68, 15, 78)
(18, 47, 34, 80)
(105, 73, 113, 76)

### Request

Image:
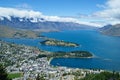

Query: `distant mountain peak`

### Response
(0, 7, 99, 31)
(0, 16, 97, 31)
(0, 7, 79, 23)
(100, 24, 120, 36)
(0, 7, 101, 27)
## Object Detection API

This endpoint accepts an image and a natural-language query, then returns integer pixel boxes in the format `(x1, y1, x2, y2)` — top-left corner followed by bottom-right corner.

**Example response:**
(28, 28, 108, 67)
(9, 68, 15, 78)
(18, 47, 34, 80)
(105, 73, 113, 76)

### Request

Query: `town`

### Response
(0, 40, 105, 80)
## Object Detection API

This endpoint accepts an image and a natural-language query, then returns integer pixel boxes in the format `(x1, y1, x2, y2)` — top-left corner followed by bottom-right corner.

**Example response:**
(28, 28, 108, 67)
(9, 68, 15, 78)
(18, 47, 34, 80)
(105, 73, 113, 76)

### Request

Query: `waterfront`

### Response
(0, 40, 103, 80)
(1, 30, 120, 71)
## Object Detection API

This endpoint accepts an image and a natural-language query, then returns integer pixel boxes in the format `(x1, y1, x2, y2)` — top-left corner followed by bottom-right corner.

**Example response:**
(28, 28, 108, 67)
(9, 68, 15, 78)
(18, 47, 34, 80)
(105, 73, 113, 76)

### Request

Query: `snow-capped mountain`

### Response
(0, 7, 97, 31)
(0, 16, 97, 31)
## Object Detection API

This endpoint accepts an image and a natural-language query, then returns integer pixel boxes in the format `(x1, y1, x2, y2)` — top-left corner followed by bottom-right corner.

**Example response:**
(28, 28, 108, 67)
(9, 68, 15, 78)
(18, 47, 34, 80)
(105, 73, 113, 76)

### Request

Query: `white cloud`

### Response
(94, 0, 120, 25)
(0, 7, 42, 18)
(1, 0, 120, 27)
(0, 7, 101, 27)
(96, 4, 106, 8)
(76, 0, 120, 26)
(16, 3, 32, 9)
(106, 0, 120, 9)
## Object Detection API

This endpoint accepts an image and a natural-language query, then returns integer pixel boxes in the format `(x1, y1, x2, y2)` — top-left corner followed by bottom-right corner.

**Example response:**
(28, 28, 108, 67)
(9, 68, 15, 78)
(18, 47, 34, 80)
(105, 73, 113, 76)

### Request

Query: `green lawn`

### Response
(8, 73, 23, 79)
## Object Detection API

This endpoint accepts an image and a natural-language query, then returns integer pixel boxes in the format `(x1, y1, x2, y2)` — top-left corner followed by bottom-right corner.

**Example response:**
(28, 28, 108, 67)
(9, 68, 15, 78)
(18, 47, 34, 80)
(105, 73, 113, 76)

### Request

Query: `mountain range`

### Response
(0, 15, 98, 38)
(1, 7, 120, 37)
(1, 15, 120, 37)
(100, 24, 120, 36)
(0, 16, 96, 31)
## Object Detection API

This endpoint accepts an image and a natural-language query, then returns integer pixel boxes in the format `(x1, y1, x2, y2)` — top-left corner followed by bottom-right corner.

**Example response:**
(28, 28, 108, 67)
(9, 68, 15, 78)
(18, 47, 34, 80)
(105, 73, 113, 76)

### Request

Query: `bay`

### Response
(43, 30, 120, 71)
(1, 30, 120, 71)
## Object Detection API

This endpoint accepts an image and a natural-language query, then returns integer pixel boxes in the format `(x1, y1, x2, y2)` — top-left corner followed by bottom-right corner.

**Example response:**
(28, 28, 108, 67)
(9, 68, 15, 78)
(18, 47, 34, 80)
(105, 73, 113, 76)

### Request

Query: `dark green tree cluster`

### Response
(37, 50, 92, 59)
(36, 73, 45, 80)
(0, 64, 11, 80)
(80, 71, 120, 80)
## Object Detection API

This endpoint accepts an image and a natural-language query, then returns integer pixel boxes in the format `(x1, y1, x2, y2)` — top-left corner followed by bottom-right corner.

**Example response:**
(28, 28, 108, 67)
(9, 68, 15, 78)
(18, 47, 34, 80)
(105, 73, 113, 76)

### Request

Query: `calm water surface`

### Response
(1, 30, 120, 71)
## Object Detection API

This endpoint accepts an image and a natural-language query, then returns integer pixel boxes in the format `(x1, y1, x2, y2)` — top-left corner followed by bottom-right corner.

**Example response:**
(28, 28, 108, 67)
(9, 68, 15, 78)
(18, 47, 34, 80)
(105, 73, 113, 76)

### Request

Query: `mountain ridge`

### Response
(100, 24, 120, 36)
(0, 25, 39, 38)
(0, 16, 97, 31)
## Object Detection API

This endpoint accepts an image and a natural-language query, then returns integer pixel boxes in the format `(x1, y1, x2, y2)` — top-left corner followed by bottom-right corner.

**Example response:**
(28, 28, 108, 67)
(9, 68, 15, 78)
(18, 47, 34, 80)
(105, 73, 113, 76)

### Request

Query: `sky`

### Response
(0, 0, 120, 27)
(0, 0, 105, 16)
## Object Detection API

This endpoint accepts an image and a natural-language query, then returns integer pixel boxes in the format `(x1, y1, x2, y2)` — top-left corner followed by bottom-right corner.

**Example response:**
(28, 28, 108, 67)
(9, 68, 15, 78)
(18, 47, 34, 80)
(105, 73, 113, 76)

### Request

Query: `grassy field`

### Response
(8, 72, 23, 79)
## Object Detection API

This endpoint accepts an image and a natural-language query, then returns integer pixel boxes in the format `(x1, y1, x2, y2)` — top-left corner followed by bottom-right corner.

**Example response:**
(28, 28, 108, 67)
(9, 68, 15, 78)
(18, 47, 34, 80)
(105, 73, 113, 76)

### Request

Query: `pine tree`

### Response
(0, 64, 11, 80)
(36, 73, 40, 80)
(36, 73, 45, 80)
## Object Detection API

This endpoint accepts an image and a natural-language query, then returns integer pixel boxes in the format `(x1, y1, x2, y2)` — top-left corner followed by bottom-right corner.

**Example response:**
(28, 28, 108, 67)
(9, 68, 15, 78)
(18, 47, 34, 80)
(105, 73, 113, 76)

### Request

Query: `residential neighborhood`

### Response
(0, 40, 104, 80)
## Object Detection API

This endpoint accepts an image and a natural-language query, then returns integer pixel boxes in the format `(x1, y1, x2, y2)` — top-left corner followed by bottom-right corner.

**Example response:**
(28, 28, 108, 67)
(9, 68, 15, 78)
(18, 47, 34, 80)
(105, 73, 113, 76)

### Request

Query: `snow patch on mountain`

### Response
(0, 7, 101, 27)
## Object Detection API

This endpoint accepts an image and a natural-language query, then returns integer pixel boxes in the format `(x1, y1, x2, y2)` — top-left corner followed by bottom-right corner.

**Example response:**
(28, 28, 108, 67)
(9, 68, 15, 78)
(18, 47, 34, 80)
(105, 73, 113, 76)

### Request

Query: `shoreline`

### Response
(48, 57, 53, 65)
(40, 38, 79, 47)
(48, 57, 119, 72)
(48, 56, 93, 65)
(1, 32, 120, 72)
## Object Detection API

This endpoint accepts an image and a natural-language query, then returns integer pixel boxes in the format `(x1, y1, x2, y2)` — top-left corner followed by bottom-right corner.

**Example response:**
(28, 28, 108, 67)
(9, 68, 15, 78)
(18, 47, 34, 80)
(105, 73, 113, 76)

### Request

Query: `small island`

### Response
(37, 51, 93, 59)
(40, 39, 79, 47)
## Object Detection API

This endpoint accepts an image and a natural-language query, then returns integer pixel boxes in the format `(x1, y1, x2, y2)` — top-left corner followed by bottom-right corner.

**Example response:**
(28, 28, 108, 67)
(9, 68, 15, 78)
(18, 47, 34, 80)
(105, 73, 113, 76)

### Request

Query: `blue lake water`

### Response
(1, 30, 120, 71)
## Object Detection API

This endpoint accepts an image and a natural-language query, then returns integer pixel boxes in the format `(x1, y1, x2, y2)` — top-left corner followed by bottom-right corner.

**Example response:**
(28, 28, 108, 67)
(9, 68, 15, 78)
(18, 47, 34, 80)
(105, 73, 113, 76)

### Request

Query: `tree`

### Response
(0, 64, 11, 80)
(36, 73, 45, 80)
(36, 73, 40, 80)
(80, 71, 120, 80)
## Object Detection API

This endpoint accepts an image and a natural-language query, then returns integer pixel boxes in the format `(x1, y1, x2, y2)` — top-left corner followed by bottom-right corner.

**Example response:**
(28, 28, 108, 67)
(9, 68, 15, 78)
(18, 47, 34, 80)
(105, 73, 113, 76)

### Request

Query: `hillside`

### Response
(0, 17, 97, 31)
(0, 7, 98, 32)
(100, 24, 120, 36)
(0, 25, 39, 38)
(80, 71, 120, 80)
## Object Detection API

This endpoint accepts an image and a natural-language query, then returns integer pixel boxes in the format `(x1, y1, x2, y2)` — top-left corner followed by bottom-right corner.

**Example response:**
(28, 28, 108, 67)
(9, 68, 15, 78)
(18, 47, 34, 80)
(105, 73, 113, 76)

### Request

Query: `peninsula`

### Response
(40, 39, 79, 47)
(37, 51, 93, 59)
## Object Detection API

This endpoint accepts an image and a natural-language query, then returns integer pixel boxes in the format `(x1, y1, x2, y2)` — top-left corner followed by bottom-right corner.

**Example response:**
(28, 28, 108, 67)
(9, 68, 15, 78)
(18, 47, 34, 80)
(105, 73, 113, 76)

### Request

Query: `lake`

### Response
(1, 30, 120, 71)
